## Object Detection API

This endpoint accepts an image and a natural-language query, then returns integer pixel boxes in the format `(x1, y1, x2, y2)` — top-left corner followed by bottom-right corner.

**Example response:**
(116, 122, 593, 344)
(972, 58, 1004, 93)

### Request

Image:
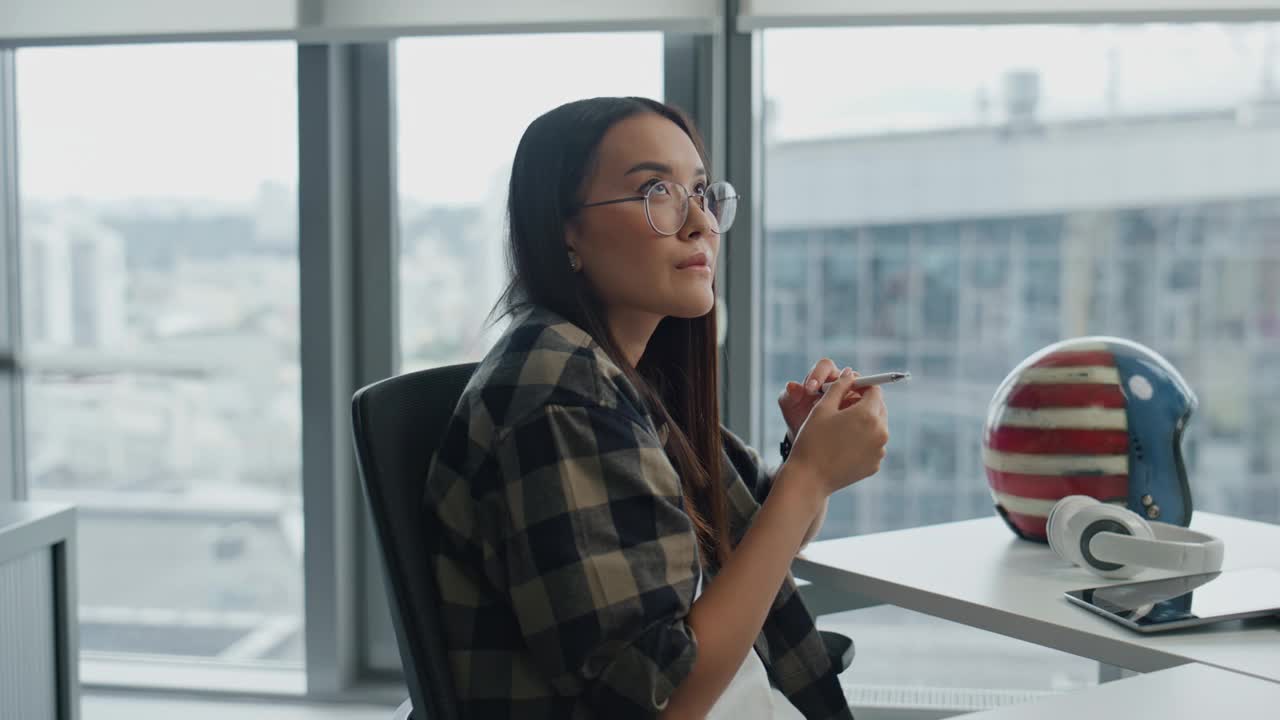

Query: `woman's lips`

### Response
(677, 252, 711, 270)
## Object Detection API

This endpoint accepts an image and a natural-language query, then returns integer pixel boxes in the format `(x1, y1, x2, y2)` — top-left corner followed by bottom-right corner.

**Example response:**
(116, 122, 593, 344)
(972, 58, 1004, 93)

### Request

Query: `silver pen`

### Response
(819, 371, 911, 395)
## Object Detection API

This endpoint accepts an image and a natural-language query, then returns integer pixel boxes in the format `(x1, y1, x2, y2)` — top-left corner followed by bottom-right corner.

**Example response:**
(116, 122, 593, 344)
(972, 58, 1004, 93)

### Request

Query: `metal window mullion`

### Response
(0, 3, 723, 49)
(736, 2, 1280, 31)
(0, 369, 20, 503)
(664, 33, 724, 179)
(722, 0, 764, 445)
(0, 48, 25, 502)
(351, 44, 399, 390)
(347, 42, 404, 681)
(300, 39, 403, 697)
(298, 41, 361, 698)
(664, 31, 732, 422)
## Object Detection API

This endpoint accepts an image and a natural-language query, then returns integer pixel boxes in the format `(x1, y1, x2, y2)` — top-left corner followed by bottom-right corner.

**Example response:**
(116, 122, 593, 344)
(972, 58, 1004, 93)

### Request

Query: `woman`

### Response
(424, 97, 889, 719)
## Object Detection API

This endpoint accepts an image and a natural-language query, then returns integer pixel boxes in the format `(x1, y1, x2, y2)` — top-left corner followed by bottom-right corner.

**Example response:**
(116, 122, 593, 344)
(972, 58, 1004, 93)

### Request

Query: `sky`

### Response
(13, 23, 1279, 206)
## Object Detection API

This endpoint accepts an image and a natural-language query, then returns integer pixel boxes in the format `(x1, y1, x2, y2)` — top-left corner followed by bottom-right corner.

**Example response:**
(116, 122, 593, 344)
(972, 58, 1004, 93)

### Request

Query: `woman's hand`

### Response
(785, 368, 889, 498)
(777, 357, 850, 440)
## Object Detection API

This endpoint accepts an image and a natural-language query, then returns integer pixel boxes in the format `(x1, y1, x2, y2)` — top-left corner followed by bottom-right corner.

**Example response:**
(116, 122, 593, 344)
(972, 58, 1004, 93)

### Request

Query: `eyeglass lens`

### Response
(645, 181, 738, 236)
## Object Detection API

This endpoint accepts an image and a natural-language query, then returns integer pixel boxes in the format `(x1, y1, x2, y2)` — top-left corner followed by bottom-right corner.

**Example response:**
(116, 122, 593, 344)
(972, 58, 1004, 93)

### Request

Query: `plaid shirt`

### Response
(424, 305, 852, 719)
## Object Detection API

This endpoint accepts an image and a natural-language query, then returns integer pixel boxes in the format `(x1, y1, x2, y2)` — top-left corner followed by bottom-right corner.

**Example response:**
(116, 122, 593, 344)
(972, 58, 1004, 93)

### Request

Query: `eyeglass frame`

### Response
(574, 179, 739, 237)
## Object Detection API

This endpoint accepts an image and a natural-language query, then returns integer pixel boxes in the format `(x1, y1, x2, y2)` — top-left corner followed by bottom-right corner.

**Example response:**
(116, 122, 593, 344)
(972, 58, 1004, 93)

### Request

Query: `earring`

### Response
(568, 252, 582, 272)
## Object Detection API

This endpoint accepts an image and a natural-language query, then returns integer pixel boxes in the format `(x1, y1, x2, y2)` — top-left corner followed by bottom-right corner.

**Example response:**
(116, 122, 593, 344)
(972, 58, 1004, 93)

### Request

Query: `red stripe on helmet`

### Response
(986, 427, 1130, 455)
(987, 470, 1129, 501)
(1006, 383, 1127, 409)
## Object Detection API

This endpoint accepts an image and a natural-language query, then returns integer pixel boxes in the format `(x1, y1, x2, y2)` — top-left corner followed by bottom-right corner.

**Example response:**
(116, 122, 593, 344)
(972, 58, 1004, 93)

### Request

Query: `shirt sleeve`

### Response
(721, 425, 775, 505)
(493, 401, 701, 717)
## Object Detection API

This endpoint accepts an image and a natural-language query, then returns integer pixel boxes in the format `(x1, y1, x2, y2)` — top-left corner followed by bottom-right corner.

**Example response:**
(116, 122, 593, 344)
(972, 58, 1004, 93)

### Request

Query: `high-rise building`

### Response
(22, 212, 128, 350)
(764, 106, 1280, 537)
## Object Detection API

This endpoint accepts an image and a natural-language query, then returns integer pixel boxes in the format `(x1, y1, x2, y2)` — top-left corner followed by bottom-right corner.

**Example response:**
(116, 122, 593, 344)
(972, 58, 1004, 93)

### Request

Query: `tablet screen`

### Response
(1065, 567, 1280, 631)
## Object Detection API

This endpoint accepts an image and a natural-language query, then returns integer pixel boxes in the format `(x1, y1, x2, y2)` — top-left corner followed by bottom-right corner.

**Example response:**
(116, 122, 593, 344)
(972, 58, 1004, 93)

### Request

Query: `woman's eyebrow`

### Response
(624, 161, 708, 178)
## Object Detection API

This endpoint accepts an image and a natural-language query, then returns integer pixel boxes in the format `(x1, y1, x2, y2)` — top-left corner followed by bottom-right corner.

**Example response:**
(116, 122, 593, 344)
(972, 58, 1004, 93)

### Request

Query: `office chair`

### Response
(353, 362, 477, 720)
(352, 362, 854, 720)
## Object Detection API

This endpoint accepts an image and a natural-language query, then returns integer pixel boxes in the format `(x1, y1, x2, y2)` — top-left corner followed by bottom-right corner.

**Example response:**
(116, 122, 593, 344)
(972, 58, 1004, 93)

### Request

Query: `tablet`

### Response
(1064, 567, 1280, 633)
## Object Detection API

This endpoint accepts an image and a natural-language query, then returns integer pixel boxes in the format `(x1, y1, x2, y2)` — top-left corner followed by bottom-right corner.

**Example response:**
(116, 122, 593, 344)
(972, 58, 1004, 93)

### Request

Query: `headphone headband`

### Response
(1087, 523, 1224, 575)
(1048, 495, 1227, 579)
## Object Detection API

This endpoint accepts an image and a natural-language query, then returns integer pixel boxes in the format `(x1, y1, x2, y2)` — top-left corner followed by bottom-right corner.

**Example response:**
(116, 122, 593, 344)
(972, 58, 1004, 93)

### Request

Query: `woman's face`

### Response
(567, 113, 719, 323)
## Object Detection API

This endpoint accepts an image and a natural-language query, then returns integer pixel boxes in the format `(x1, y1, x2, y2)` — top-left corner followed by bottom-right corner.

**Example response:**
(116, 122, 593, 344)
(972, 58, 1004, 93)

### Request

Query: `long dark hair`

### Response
(492, 97, 729, 568)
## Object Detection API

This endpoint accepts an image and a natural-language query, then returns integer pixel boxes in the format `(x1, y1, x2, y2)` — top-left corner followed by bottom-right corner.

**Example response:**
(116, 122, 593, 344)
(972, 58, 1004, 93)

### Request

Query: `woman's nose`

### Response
(682, 195, 718, 238)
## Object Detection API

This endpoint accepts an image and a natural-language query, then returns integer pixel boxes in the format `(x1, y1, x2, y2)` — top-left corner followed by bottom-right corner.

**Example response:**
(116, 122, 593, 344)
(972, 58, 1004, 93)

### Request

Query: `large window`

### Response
(17, 44, 304, 672)
(761, 22, 1280, 694)
(357, 32, 667, 670)
(762, 23, 1280, 536)
(396, 33, 664, 373)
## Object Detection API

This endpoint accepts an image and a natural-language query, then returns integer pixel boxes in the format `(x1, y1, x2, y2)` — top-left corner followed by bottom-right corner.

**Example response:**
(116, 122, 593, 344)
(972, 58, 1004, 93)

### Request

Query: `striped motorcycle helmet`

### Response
(983, 337, 1198, 542)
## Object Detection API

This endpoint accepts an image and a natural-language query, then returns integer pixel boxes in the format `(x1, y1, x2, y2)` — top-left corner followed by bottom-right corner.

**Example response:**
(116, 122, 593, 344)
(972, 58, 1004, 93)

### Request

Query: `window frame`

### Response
(0, 48, 21, 503)
(0, 1, 721, 46)
(737, 0, 1280, 30)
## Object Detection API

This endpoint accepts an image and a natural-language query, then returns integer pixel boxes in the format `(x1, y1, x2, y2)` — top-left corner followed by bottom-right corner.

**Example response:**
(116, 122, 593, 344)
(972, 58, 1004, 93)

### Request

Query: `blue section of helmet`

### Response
(1110, 344, 1196, 526)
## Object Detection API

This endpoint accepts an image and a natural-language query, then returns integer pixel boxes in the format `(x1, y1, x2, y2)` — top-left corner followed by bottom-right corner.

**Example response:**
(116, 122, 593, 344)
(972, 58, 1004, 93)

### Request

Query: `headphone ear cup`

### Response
(1077, 505, 1155, 579)
(1047, 495, 1097, 566)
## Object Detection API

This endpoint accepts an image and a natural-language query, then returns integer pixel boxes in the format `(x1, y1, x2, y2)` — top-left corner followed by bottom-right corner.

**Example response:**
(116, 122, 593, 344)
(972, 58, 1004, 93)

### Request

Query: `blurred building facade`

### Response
(762, 95, 1280, 538)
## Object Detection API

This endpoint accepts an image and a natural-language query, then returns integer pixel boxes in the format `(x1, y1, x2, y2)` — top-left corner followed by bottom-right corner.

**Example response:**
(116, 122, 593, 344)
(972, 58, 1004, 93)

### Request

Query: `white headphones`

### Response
(1046, 495, 1224, 579)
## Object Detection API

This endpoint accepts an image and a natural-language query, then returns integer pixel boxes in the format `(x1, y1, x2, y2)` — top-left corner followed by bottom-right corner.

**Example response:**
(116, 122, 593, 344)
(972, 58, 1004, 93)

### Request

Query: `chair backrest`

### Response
(352, 362, 479, 720)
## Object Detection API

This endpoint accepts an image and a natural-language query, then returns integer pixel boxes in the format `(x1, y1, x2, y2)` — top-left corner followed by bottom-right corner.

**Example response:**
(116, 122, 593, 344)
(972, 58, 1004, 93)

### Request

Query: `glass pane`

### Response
(396, 33, 664, 373)
(762, 22, 1280, 693)
(18, 43, 303, 670)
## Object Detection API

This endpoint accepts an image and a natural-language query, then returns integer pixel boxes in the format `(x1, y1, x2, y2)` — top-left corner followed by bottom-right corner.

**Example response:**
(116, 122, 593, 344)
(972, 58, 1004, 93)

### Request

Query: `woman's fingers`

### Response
(813, 368, 857, 414)
(778, 380, 804, 406)
(804, 358, 840, 393)
(862, 385, 886, 414)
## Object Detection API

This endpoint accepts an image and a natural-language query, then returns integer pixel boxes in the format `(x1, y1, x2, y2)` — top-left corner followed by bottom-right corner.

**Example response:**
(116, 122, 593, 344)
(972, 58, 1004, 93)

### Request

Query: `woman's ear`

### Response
(564, 217, 582, 255)
(563, 219, 584, 271)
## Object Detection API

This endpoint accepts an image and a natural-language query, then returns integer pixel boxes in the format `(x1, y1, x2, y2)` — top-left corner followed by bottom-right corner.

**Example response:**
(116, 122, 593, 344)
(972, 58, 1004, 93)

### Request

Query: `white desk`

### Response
(0, 502, 79, 720)
(793, 512, 1280, 684)
(960, 663, 1280, 719)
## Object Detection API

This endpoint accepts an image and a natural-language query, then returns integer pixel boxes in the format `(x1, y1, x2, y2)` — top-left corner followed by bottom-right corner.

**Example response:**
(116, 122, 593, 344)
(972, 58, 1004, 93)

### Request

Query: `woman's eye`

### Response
(693, 182, 708, 195)
(646, 180, 672, 195)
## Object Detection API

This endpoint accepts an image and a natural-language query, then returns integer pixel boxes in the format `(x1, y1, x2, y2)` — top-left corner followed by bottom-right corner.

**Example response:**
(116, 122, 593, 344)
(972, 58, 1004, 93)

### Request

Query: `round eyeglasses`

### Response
(578, 180, 739, 236)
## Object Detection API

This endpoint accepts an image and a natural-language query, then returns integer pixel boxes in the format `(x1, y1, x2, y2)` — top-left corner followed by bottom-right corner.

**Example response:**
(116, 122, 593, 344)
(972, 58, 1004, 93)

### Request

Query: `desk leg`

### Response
(1098, 662, 1138, 684)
